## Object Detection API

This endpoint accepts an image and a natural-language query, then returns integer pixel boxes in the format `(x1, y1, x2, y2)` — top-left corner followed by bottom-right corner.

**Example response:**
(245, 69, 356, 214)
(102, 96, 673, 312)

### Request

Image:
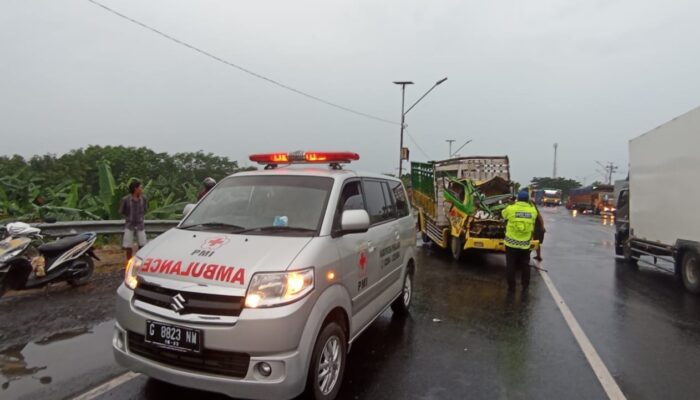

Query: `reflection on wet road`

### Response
(4, 208, 700, 400)
(0, 321, 122, 400)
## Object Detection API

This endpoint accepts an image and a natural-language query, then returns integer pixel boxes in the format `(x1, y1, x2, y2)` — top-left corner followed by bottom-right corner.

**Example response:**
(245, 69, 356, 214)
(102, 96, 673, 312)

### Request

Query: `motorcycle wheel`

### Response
(67, 255, 95, 287)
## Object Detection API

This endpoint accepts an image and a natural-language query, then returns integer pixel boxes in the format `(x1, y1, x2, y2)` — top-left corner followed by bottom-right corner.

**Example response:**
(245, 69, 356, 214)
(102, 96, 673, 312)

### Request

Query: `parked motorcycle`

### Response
(0, 222, 99, 298)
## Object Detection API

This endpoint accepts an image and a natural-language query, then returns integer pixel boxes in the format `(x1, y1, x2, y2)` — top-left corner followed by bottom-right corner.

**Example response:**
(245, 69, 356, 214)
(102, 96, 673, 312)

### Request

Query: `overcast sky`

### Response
(2, 0, 699, 184)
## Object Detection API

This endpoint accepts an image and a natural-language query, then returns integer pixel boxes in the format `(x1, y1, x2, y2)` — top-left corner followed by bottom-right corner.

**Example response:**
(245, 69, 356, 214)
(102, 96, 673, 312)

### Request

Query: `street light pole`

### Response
(394, 77, 447, 177)
(445, 139, 455, 158)
(393, 81, 413, 177)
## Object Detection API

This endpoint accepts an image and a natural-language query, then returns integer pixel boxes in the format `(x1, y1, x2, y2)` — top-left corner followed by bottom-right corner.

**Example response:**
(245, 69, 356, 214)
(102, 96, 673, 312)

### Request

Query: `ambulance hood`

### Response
(135, 228, 313, 294)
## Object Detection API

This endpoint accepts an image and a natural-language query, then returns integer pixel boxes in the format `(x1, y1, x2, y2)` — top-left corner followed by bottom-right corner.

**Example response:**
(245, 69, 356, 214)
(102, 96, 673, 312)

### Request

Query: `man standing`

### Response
(120, 179, 148, 262)
(197, 177, 216, 201)
(532, 202, 545, 261)
(502, 190, 538, 292)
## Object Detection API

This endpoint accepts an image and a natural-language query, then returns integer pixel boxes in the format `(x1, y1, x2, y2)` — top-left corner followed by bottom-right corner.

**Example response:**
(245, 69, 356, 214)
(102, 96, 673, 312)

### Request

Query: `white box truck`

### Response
(615, 106, 700, 293)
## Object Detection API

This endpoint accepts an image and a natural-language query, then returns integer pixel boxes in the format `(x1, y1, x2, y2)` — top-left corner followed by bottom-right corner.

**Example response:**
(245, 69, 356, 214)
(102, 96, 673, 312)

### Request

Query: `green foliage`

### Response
(529, 177, 582, 198)
(0, 146, 255, 222)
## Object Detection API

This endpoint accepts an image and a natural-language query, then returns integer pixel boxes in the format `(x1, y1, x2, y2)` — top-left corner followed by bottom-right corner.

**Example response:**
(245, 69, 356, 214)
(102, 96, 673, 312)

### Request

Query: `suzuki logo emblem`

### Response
(170, 293, 186, 313)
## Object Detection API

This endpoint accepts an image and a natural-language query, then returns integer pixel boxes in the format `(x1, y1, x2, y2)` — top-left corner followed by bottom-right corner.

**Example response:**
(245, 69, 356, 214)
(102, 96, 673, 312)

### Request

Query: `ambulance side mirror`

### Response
(340, 209, 370, 235)
(182, 204, 196, 220)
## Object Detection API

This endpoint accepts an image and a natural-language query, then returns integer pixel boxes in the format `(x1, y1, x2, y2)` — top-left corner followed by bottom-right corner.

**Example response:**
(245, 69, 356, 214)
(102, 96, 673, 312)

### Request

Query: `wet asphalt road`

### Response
(3, 208, 700, 399)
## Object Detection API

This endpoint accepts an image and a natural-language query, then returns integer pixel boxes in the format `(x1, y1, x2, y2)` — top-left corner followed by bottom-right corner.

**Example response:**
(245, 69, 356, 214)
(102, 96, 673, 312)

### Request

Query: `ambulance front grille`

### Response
(127, 331, 250, 378)
(134, 282, 244, 317)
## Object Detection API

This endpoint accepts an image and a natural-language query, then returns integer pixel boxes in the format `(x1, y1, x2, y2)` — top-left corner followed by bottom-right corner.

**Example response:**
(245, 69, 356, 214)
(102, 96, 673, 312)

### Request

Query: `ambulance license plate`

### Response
(145, 320, 202, 353)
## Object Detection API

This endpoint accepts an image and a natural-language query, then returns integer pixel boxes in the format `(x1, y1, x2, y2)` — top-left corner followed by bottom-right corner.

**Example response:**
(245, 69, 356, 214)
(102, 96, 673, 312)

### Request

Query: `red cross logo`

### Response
(358, 251, 367, 269)
(201, 236, 230, 251)
(208, 238, 225, 247)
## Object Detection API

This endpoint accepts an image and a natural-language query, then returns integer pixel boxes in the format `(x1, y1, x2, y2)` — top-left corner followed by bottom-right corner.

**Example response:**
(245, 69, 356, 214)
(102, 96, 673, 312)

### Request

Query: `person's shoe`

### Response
(533, 256, 543, 261)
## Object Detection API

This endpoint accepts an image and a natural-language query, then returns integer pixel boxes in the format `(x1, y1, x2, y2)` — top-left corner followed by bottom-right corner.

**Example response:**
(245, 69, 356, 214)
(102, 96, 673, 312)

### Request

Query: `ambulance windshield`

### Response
(181, 175, 334, 236)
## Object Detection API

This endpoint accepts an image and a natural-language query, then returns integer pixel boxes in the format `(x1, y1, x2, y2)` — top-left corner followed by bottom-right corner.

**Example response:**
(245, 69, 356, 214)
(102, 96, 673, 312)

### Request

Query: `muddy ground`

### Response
(0, 247, 126, 352)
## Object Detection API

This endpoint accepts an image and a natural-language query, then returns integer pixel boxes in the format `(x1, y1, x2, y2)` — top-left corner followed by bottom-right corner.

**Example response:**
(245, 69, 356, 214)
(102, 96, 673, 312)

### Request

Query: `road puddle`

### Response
(0, 320, 114, 399)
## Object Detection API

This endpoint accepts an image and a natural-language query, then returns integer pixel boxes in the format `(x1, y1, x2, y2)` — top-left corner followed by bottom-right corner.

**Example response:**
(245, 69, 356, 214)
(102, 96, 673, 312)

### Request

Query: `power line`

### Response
(86, 0, 398, 126)
(595, 161, 619, 185)
(403, 129, 433, 161)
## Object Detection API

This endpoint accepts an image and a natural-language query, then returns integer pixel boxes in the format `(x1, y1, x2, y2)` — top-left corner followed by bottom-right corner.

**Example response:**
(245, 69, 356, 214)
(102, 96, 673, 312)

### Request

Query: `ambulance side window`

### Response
(390, 180, 410, 218)
(381, 181, 398, 220)
(363, 179, 392, 225)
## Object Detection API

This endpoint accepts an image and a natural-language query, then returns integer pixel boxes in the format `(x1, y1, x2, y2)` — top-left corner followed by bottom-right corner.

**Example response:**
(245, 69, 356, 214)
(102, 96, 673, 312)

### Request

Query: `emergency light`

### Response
(249, 151, 360, 167)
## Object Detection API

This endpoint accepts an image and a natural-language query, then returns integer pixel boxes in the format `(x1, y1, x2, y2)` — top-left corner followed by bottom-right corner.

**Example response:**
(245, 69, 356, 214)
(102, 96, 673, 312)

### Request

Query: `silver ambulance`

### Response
(113, 151, 417, 400)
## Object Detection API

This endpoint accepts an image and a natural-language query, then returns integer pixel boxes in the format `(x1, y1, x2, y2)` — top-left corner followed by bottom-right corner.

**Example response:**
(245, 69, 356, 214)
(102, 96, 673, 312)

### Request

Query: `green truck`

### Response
(411, 156, 539, 260)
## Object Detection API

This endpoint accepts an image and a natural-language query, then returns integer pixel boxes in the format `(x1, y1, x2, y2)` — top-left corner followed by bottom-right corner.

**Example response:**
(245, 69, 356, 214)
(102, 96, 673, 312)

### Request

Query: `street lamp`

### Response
(445, 139, 456, 158)
(394, 77, 448, 177)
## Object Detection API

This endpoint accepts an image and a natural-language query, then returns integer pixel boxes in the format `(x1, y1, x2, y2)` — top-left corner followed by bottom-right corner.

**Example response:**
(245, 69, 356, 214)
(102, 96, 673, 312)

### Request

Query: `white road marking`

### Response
(72, 371, 141, 400)
(537, 263, 627, 400)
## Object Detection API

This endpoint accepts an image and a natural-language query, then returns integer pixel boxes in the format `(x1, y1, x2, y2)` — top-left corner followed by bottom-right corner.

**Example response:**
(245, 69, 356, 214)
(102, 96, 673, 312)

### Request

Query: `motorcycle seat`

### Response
(38, 234, 91, 254)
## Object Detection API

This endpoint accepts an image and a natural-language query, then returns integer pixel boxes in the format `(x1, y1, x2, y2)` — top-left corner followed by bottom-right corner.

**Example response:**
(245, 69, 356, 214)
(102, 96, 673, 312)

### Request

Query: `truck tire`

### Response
(451, 235, 464, 261)
(681, 251, 700, 294)
(614, 232, 625, 256)
(421, 232, 431, 244)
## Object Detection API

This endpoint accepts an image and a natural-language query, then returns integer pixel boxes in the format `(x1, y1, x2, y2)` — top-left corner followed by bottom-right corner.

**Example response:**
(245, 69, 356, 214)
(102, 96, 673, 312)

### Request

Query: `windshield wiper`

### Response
(180, 222, 245, 231)
(236, 226, 316, 234)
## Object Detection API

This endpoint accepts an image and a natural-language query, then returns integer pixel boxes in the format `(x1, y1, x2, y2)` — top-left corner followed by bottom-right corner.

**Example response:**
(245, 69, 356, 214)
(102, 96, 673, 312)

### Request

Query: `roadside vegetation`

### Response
(0, 146, 255, 222)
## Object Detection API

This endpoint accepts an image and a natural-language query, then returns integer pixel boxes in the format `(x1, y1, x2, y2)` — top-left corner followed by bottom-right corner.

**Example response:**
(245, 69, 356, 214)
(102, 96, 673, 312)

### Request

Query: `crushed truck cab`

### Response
(411, 156, 539, 261)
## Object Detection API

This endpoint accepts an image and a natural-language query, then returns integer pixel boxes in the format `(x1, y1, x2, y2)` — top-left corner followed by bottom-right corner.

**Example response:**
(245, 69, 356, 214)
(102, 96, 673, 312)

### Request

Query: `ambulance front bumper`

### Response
(112, 284, 314, 400)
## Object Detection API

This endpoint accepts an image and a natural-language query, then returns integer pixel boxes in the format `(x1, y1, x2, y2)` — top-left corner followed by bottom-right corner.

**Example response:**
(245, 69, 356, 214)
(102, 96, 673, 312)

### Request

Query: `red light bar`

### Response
(249, 153, 289, 164)
(249, 151, 360, 165)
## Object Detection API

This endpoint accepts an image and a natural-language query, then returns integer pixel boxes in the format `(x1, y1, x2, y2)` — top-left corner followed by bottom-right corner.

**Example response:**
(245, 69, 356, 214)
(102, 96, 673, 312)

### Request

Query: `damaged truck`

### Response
(411, 156, 539, 261)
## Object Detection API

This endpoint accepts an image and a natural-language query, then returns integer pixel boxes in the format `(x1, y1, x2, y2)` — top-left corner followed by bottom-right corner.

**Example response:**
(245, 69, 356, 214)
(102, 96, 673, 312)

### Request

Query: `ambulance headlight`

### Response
(124, 257, 142, 290)
(245, 268, 314, 308)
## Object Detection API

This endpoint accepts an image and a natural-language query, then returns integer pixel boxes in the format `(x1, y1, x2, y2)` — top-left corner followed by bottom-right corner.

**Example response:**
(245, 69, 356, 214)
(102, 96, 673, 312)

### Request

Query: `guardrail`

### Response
(31, 220, 180, 237)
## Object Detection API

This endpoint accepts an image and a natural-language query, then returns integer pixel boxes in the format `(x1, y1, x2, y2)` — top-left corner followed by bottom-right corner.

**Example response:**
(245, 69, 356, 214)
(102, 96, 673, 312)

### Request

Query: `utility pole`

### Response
(394, 77, 447, 177)
(394, 81, 413, 177)
(445, 139, 455, 158)
(596, 161, 619, 185)
(553, 143, 558, 178)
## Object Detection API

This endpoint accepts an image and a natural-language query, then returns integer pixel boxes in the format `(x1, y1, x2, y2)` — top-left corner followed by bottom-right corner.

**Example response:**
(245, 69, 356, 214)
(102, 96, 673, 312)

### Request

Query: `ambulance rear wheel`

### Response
(391, 268, 413, 315)
(451, 235, 464, 261)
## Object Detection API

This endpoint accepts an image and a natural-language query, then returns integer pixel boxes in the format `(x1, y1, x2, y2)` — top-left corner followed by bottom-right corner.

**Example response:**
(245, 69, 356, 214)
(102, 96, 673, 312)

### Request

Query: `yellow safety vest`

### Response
(501, 201, 538, 249)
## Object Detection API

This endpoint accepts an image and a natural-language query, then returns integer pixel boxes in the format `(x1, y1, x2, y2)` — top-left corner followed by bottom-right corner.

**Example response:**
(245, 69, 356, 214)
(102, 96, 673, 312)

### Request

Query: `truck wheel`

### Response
(451, 235, 464, 261)
(614, 233, 625, 256)
(681, 251, 700, 294)
(421, 232, 431, 244)
(306, 321, 347, 400)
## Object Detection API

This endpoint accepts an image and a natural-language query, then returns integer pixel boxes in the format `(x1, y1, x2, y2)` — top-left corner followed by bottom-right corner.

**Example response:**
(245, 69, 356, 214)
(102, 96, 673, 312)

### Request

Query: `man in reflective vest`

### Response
(502, 190, 538, 292)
